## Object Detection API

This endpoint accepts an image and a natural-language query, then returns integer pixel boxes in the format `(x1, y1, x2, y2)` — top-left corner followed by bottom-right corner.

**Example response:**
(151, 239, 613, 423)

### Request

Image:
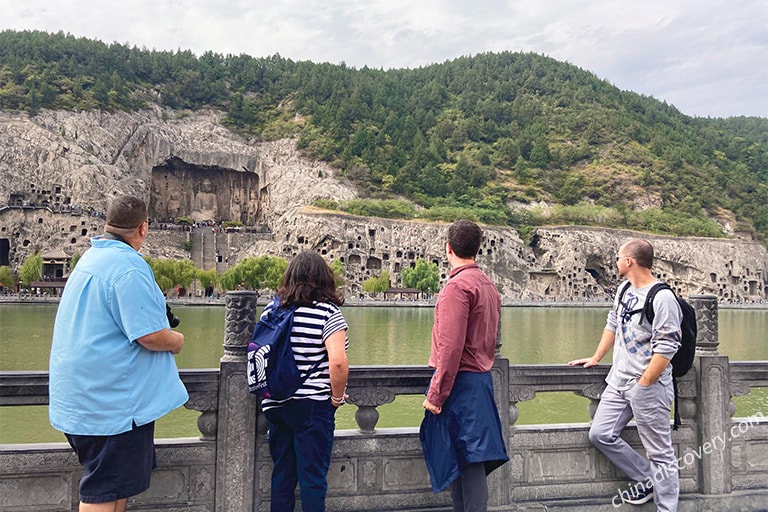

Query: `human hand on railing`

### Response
(567, 356, 599, 368)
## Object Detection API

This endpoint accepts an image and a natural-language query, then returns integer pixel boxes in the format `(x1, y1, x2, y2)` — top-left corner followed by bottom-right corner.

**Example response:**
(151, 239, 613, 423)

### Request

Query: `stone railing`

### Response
(1, 292, 767, 511)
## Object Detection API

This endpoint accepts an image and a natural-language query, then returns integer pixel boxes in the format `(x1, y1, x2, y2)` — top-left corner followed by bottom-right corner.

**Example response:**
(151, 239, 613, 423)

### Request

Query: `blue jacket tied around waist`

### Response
(420, 371, 509, 493)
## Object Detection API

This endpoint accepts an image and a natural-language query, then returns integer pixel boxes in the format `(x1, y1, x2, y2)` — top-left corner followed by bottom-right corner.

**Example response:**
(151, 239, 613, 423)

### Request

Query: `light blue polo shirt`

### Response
(49, 237, 188, 436)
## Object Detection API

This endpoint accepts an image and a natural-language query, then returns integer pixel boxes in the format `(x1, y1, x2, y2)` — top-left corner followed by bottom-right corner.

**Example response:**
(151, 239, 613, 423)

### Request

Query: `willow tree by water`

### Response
(402, 259, 439, 298)
(219, 255, 287, 291)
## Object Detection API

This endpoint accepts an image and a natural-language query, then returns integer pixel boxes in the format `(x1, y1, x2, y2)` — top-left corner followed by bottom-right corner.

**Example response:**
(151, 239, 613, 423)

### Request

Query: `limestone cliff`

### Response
(222, 210, 766, 301)
(1, 107, 766, 301)
(0, 106, 356, 220)
(0, 106, 356, 267)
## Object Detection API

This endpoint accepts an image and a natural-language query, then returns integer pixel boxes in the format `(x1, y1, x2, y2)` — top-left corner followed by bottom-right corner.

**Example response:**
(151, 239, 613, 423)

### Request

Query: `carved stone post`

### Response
(690, 295, 719, 354)
(495, 315, 502, 356)
(493, 314, 513, 430)
(215, 291, 259, 512)
(691, 295, 732, 495)
(489, 354, 512, 508)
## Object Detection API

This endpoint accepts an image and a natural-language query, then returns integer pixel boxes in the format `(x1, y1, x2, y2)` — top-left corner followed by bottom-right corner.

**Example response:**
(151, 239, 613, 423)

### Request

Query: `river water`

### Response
(1, 304, 766, 443)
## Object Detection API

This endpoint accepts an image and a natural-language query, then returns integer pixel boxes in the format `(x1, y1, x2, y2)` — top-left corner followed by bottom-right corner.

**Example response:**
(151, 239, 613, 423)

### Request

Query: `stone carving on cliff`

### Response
(222, 209, 766, 301)
(0, 106, 356, 268)
(0, 107, 765, 301)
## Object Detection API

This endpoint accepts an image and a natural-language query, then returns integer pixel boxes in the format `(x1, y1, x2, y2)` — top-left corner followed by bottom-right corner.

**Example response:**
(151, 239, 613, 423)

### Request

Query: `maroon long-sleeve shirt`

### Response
(426, 263, 501, 407)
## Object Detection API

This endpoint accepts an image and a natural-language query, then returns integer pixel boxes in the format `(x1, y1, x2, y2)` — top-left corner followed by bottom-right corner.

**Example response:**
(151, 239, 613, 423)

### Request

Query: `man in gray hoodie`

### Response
(569, 239, 681, 511)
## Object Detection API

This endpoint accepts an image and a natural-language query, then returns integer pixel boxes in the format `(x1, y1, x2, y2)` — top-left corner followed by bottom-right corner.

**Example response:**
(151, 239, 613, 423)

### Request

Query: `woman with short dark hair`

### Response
(261, 250, 349, 512)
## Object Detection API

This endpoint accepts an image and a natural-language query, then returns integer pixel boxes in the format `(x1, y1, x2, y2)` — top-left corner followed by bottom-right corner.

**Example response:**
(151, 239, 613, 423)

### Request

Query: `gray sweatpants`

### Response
(589, 382, 679, 512)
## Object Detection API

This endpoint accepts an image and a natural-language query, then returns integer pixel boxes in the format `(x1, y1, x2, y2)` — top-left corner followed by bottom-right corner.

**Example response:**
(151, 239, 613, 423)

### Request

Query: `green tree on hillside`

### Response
(69, 252, 81, 271)
(1, 29, 766, 240)
(330, 258, 345, 287)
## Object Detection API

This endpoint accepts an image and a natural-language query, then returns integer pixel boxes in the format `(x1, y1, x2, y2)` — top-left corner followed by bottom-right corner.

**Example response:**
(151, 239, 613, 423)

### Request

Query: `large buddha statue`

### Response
(193, 178, 219, 221)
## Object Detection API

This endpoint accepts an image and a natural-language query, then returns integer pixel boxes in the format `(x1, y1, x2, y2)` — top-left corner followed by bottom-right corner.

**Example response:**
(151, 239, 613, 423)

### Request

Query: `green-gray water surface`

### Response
(1, 304, 766, 443)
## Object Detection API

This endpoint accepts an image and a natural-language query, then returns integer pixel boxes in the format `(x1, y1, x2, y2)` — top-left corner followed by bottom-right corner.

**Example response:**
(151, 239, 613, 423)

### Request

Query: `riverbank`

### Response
(1, 294, 766, 309)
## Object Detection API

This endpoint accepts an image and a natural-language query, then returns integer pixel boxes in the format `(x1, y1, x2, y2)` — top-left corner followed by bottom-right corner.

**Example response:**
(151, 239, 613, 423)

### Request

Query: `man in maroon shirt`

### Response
(420, 220, 508, 512)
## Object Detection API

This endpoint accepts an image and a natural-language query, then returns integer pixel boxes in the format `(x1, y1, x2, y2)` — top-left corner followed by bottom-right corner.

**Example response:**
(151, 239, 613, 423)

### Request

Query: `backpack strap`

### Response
(275, 297, 325, 385)
(641, 282, 672, 325)
(298, 358, 324, 384)
(617, 281, 631, 305)
(617, 281, 644, 320)
(672, 377, 681, 430)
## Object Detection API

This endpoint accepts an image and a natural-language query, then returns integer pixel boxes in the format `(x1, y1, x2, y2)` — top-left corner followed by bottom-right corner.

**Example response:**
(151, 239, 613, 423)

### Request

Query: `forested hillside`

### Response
(1, 30, 766, 241)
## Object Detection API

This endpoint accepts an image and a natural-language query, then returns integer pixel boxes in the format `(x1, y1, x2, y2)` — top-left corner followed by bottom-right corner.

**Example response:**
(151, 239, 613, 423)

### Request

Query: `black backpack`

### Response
(618, 281, 697, 429)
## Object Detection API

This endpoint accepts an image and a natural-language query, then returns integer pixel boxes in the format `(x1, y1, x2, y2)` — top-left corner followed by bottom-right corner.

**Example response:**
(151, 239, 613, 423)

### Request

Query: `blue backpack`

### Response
(246, 297, 320, 400)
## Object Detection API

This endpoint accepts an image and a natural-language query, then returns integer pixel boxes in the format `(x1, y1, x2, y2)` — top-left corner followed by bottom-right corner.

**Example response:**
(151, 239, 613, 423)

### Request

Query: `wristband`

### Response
(331, 396, 346, 405)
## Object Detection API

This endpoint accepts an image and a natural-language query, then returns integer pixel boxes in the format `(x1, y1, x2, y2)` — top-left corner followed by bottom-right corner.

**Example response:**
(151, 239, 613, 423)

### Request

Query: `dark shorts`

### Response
(65, 421, 156, 503)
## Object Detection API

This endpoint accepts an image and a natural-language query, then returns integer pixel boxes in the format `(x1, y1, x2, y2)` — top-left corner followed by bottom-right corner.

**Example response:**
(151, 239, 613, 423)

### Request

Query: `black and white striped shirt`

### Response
(261, 300, 348, 411)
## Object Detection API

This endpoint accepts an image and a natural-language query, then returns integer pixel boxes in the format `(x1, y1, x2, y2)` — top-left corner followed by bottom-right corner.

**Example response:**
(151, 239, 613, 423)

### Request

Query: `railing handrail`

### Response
(0, 368, 221, 406)
(2, 362, 766, 434)
(0, 363, 706, 407)
(0, 370, 49, 405)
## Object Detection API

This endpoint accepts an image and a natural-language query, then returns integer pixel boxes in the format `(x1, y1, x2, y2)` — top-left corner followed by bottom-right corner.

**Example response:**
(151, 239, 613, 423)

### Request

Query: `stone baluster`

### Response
(348, 388, 396, 433)
(507, 383, 534, 427)
(184, 393, 218, 441)
(673, 371, 698, 428)
(577, 382, 606, 420)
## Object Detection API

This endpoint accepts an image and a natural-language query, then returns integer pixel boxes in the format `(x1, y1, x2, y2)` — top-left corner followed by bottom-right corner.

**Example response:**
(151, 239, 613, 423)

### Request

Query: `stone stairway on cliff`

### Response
(201, 227, 216, 271)
(189, 225, 230, 276)
(189, 227, 206, 269)
(213, 230, 228, 273)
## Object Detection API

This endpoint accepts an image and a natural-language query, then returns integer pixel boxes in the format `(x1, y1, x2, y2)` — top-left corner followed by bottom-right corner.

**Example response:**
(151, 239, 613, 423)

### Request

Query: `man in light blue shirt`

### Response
(49, 195, 188, 512)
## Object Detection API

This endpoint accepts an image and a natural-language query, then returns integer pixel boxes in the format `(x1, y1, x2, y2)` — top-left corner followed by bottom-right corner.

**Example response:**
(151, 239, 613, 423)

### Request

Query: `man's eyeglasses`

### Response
(615, 254, 633, 262)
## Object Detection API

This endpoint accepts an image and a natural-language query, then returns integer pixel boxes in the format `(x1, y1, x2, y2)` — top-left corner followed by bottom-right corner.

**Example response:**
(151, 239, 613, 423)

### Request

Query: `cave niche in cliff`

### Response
(0, 238, 9, 266)
(584, 253, 611, 290)
(149, 157, 261, 224)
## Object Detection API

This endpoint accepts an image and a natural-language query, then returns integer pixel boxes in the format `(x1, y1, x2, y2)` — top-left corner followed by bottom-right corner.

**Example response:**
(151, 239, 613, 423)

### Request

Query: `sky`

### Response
(2, 0, 767, 119)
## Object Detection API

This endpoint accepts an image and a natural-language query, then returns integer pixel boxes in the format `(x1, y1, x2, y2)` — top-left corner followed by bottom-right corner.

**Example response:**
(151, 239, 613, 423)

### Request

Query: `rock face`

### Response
(0, 106, 356, 267)
(1, 107, 766, 301)
(526, 226, 767, 301)
(218, 210, 767, 301)
(0, 107, 356, 219)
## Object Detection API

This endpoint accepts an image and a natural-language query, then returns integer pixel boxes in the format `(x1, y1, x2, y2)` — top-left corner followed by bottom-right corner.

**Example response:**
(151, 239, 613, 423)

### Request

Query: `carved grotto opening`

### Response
(149, 157, 262, 224)
(0, 238, 9, 266)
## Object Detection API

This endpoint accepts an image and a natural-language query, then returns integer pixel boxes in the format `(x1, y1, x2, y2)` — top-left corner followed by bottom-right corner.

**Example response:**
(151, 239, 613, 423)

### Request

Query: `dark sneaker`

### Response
(624, 483, 653, 505)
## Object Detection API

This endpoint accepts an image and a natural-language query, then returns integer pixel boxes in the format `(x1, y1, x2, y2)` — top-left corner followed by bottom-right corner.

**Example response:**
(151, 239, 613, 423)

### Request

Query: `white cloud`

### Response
(1, 0, 766, 117)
